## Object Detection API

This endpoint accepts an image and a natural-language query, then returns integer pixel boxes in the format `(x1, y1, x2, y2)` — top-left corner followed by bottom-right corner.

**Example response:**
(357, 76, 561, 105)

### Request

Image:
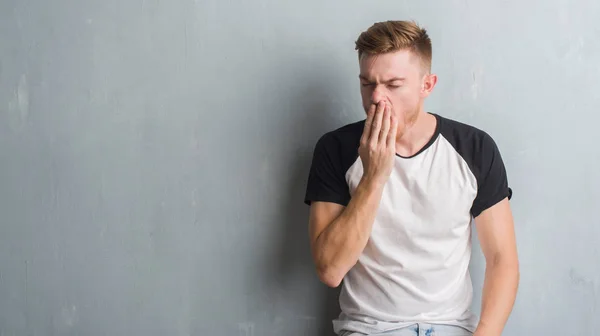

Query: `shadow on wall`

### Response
(268, 63, 353, 336)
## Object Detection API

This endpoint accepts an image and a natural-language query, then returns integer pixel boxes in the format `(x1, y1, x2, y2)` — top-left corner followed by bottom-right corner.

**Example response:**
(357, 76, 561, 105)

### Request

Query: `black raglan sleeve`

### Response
(304, 133, 351, 206)
(470, 133, 512, 218)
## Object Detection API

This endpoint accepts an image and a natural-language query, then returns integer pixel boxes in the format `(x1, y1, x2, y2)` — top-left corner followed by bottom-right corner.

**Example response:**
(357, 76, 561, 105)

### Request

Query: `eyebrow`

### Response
(359, 75, 406, 83)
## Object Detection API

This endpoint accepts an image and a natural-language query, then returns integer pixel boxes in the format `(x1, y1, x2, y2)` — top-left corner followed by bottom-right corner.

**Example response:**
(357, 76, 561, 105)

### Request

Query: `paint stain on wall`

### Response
(16, 74, 28, 119)
(569, 268, 599, 311)
(470, 65, 483, 101)
(569, 268, 598, 293)
(237, 322, 255, 336)
(7, 74, 29, 131)
(61, 305, 78, 327)
(191, 188, 199, 208)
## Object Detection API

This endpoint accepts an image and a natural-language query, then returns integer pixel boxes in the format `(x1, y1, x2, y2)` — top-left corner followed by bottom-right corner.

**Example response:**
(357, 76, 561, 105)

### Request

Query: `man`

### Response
(303, 21, 519, 336)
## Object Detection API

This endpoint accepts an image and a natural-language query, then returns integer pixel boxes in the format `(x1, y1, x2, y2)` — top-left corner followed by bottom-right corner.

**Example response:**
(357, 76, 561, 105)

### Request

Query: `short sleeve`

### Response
(470, 134, 512, 218)
(304, 133, 351, 206)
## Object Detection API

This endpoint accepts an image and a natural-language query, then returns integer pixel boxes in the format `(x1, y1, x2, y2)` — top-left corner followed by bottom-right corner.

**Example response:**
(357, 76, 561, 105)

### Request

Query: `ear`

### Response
(421, 73, 438, 98)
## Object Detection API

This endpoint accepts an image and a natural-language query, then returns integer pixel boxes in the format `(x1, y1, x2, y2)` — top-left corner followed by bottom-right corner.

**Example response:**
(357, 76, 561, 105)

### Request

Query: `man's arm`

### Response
(307, 101, 397, 288)
(473, 197, 519, 336)
(309, 177, 386, 287)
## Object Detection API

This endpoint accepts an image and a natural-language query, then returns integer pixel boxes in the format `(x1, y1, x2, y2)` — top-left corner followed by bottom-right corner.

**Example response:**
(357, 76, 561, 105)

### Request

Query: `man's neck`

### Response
(395, 110, 437, 157)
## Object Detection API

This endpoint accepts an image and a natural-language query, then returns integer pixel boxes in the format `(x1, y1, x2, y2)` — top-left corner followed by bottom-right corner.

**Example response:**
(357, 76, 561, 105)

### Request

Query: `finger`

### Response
(361, 104, 376, 144)
(370, 102, 386, 146)
(379, 105, 391, 144)
(387, 112, 398, 148)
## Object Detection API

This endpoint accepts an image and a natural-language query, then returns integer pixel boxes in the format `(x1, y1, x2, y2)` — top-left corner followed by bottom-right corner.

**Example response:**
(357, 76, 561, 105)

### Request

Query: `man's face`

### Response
(359, 50, 435, 136)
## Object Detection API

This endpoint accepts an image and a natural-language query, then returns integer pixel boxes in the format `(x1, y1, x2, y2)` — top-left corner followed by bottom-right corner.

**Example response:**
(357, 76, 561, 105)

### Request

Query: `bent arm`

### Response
(308, 177, 385, 287)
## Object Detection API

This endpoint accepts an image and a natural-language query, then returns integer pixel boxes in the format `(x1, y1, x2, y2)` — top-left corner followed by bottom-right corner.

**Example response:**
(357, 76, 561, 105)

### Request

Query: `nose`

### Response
(370, 86, 386, 105)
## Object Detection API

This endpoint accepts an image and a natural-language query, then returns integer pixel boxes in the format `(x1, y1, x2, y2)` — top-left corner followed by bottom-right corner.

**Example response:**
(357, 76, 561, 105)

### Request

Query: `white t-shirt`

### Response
(304, 113, 512, 335)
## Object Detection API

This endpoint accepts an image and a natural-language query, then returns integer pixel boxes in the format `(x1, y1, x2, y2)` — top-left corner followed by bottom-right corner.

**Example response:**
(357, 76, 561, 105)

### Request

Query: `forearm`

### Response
(475, 259, 520, 336)
(313, 177, 385, 287)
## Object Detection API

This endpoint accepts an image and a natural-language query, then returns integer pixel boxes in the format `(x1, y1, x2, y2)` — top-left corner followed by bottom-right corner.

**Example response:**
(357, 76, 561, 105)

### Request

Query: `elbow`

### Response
(490, 253, 519, 272)
(316, 265, 344, 288)
(488, 254, 520, 282)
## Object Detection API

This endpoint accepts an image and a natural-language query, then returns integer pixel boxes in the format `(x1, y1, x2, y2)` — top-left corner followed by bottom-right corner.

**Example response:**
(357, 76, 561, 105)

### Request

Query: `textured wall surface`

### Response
(1, 1, 599, 335)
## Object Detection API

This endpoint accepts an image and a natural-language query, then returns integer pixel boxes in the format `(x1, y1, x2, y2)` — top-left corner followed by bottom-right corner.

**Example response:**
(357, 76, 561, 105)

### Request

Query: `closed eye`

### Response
(387, 80, 404, 88)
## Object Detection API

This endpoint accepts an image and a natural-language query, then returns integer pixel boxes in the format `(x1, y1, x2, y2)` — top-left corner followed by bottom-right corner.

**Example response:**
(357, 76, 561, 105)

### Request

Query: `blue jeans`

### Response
(342, 323, 473, 336)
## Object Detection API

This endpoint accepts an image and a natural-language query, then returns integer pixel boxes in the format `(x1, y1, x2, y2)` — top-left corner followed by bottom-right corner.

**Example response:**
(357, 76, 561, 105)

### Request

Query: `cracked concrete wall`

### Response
(1, 1, 599, 335)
